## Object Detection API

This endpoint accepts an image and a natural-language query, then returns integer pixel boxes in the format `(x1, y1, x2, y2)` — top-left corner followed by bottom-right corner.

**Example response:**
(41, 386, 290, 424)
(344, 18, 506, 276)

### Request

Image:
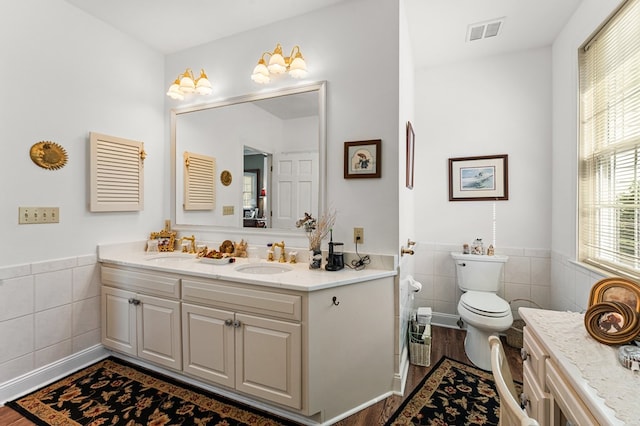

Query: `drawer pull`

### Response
(520, 392, 530, 409)
(521, 348, 530, 361)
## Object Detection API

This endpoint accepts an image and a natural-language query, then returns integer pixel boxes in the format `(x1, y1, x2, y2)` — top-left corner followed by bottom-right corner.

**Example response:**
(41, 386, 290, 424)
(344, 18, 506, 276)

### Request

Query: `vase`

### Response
(309, 248, 322, 269)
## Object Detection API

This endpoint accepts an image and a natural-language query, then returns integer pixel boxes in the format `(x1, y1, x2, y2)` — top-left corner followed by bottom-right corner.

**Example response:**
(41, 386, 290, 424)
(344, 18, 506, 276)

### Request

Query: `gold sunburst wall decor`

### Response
(30, 141, 68, 170)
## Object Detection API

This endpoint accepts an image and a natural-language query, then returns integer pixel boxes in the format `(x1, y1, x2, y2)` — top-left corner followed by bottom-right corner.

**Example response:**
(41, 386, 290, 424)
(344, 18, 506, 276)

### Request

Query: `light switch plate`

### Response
(19, 207, 60, 224)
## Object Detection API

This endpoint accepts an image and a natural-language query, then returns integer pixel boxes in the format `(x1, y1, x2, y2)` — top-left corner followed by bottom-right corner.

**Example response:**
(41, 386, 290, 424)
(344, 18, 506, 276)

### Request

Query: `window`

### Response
(579, 0, 640, 278)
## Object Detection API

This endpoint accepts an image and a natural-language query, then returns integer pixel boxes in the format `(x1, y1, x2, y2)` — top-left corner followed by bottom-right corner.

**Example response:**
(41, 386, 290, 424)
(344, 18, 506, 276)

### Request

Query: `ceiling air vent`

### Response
(467, 17, 505, 42)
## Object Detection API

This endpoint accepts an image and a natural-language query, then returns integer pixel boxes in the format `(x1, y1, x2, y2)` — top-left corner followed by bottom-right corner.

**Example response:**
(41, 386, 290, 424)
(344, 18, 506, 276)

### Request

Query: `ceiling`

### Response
(63, 0, 583, 69)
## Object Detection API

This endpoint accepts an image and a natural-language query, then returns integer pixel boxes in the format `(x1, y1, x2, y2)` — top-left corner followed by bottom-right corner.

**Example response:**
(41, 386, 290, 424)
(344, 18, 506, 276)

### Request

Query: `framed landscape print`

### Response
(448, 154, 508, 201)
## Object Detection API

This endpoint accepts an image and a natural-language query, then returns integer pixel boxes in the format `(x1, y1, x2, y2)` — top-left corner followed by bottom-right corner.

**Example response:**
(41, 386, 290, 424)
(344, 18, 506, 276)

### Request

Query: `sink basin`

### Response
(235, 263, 293, 275)
(145, 253, 194, 262)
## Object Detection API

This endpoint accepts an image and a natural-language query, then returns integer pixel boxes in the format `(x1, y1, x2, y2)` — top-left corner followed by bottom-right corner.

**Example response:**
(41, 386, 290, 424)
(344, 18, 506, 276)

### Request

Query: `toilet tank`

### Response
(451, 252, 508, 292)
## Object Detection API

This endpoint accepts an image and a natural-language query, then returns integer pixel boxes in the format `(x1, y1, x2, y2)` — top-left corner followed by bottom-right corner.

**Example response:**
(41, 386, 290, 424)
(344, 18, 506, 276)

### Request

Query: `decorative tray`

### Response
(199, 257, 234, 265)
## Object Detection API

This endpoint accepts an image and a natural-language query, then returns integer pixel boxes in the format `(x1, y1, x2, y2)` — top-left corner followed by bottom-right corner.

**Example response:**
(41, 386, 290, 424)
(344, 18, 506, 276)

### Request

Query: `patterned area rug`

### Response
(385, 356, 513, 426)
(6, 356, 301, 426)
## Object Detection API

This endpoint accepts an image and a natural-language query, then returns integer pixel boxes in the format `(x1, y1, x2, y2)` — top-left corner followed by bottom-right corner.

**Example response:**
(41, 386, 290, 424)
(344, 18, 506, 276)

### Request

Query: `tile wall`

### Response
(411, 243, 552, 324)
(0, 255, 101, 384)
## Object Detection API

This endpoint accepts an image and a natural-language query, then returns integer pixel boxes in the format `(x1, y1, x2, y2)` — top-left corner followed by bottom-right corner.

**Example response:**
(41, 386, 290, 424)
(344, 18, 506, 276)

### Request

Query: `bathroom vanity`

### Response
(519, 307, 638, 426)
(98, 242, 396, 424)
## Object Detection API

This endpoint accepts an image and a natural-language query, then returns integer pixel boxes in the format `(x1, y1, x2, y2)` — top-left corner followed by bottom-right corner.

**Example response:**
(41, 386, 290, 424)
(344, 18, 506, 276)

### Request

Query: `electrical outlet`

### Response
(353, 227, 364, 244)
(222, 205, 234, 215)
(19, 207, 60, 224)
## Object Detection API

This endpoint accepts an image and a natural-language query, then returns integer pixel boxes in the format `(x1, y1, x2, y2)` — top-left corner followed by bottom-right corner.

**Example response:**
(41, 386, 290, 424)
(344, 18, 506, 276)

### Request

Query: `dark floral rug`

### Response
(385, 356, 516, 426)
(6, 356, 301, 426)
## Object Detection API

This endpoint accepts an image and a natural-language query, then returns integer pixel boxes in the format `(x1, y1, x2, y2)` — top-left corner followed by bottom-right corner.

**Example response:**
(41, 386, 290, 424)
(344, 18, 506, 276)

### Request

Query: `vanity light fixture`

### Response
(251, 43, 308, 84)
(166, 68, 212, 100)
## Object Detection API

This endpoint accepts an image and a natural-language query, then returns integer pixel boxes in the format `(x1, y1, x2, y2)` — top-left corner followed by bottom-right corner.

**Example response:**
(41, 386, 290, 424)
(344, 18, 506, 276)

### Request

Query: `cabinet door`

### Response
(235, 313, 302, 409)
(182, 303, 235, 388)
(137, 294, 182, 370)
(101, 286, 136, 356)
(523, 362, 550, 425)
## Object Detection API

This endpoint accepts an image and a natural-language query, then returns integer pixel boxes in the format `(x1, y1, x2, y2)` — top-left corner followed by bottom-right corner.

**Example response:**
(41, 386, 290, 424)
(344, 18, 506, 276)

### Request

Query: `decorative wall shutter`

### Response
(183, 151, 216, 210)
(90, 132, 145, 212)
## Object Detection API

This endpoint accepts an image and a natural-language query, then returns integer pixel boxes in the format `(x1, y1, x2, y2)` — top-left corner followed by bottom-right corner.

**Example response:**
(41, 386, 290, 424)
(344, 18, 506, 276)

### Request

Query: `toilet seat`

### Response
(460, 291, 510, 318)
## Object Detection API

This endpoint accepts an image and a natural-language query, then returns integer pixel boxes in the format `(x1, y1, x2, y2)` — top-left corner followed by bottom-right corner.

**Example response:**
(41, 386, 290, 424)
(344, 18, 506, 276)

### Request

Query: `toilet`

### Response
(451, 252, 512, 371)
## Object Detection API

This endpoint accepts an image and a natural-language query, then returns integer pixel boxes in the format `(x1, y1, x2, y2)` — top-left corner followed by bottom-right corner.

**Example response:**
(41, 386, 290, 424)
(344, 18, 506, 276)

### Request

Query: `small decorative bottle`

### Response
(487, 244, 495, 256)
(472, 238, 484, 255)
(463, 243, 470, 254)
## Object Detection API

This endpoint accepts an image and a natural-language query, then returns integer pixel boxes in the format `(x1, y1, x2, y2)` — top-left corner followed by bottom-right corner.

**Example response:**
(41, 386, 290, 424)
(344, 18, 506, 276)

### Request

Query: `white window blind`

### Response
(579, 0, 640, 278)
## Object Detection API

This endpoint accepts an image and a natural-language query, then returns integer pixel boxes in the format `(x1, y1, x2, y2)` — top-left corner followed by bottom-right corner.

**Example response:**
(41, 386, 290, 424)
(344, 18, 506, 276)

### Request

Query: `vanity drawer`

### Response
(182, 279, 301, 321)
(101, 265, 180, 298)
(523, 326, 549, 387)
(546, 359, 598, 426)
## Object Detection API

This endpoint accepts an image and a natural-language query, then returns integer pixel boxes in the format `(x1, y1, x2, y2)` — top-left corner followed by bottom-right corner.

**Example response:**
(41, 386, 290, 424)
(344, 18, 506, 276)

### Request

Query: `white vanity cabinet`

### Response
(520, 308, 616, 426)
(101, 266, 182, 370)
(181, 278, 302, 409)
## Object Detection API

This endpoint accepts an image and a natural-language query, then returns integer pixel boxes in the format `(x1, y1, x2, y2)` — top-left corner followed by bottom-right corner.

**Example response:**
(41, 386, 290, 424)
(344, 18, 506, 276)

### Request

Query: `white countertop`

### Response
(98, 241, 397, 292)
(520, 307, 638, 426)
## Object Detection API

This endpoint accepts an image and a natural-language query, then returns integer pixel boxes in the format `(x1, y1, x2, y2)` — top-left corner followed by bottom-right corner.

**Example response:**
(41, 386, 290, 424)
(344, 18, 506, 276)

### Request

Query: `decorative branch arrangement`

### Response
(296, 210, 337, 250)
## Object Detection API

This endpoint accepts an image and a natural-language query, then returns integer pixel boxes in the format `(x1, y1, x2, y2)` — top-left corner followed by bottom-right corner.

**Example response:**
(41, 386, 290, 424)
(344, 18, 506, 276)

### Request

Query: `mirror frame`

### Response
(170, 81, 327, 237)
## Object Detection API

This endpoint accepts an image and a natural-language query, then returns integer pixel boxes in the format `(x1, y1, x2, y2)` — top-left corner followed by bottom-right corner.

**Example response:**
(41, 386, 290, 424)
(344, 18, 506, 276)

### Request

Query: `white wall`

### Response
(0, 0, 164, 385)
(1, 0, 166, 267)
(550, 0, 624, 311)
(412, 48, 553, 317)
(164, 0, 401, 254)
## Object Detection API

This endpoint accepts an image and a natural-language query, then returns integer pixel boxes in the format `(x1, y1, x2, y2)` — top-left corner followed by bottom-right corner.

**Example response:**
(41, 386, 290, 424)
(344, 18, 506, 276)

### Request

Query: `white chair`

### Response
(488, 335, 540, 426)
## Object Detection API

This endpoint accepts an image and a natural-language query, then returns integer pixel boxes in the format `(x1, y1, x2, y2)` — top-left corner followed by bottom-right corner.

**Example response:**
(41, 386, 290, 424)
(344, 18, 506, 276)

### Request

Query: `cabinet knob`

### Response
(224, 319, 233, 326)
(128, 298, 140, 306)
(520, 392, 530, 409)
(233, 320, 242, 328)
(520, 348, 530, 361)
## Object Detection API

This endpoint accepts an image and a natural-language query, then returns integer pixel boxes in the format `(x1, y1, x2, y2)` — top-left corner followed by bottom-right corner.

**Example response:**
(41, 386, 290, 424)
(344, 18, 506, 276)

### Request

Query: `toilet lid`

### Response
(460, 291, 510, 317)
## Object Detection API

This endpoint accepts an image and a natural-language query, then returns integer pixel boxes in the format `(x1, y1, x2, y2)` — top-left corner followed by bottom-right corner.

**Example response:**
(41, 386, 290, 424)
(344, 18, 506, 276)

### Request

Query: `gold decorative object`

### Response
(30, 141, 68, 170)
(219, 239, 235, 254)
(221, 170, 232, 186)
(150, 230, 177, 252)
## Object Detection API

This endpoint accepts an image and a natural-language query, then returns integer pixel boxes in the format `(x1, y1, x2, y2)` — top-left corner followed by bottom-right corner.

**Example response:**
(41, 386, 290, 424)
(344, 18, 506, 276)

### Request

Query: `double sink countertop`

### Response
(98, 241, 397, 292)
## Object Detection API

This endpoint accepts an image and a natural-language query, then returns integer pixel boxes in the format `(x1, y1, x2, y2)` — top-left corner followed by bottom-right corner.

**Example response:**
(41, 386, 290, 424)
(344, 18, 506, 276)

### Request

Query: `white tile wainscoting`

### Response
(409, 243, 602, 327)
(0, 254, 103, 392)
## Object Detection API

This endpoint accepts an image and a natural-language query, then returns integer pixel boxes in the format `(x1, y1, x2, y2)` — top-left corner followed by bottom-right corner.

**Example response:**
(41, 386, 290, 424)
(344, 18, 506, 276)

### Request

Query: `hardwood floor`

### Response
(0, 326, 522, 426)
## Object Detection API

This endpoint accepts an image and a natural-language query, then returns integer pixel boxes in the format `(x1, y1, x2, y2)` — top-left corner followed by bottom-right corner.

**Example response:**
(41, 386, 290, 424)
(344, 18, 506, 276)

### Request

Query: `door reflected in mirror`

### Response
(171, 82, 326, 233)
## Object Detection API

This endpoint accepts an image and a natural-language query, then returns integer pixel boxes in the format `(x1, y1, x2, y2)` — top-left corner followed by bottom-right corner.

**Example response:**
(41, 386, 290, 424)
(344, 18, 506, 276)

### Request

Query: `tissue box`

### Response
(417, 307, 432, 325)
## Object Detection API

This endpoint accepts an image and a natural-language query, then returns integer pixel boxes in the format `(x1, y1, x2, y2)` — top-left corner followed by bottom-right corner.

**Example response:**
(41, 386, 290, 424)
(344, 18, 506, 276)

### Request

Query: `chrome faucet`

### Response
(272, 241, 286, 263)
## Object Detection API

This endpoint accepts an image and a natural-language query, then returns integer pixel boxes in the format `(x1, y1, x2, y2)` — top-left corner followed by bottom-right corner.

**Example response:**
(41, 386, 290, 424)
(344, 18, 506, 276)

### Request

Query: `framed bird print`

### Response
(344, 139, 381, 179)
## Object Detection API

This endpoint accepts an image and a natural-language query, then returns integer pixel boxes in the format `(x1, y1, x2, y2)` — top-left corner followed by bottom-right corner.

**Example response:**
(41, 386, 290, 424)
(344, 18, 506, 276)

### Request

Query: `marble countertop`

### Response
(98, 241, 397, 292)
(519, 307, 636, 426)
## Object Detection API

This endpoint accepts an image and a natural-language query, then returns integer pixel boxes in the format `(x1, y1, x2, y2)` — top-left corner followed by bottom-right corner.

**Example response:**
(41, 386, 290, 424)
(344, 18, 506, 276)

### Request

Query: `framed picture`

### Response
(588, 277, 640, 311)
(344, 140, 381, 179)
(150, 230, 177, 252)
(448, 154, 508, 201)
(406, 122, 415, 189)
(584, 300, 640, 345)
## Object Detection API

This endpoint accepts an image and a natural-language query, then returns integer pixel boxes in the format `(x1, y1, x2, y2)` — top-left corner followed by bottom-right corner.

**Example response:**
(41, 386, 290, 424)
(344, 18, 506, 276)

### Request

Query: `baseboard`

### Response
(392, 345, 410, 395)
(0, 345, 109, 404)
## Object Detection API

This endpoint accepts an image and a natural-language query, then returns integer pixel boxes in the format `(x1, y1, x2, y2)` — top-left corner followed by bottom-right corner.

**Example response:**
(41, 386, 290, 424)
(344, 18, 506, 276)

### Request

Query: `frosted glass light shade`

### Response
(195, 69, 212, 95)
(268, 53, 287, 74)
(179, 74, 195, 93)
(166, 83, 184, 100)
(288, 56, 307, 79)
(251, 61, 270, 84)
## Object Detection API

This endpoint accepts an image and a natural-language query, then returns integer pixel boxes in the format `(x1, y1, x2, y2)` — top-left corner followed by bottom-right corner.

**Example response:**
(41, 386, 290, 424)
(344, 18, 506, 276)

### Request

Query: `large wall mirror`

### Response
(170, 81, 326, 235)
